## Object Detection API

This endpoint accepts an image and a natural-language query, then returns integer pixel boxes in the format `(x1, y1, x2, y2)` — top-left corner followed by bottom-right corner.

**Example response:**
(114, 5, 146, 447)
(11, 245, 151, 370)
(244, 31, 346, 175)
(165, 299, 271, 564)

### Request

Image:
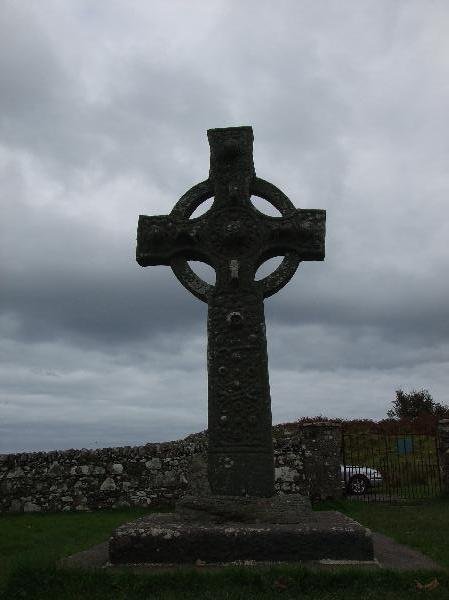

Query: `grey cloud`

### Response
(1, 1, 449, 452)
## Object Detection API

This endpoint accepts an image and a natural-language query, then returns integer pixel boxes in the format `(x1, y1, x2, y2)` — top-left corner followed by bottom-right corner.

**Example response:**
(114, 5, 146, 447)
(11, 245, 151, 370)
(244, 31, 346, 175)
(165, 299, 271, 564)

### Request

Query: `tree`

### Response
(387, 388, 449, 420)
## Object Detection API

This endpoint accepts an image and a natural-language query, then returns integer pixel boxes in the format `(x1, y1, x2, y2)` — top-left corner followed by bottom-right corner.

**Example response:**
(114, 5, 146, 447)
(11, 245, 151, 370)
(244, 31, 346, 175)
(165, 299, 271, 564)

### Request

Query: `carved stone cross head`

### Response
(137, 126, 326, 498)
(137, 126, 325, 300)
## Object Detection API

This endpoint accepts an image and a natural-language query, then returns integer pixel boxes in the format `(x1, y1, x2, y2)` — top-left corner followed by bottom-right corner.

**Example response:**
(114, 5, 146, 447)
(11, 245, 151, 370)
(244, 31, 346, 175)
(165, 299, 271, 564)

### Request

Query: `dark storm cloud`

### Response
(2, 165, 446, 355)
(1, 1, 449, 452)
(266, 263, 449, 348)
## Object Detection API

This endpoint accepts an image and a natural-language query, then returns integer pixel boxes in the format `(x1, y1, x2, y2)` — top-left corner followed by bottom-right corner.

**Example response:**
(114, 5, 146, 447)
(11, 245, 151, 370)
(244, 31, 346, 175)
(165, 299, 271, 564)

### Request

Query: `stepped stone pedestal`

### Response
(109, 495, 374, 565)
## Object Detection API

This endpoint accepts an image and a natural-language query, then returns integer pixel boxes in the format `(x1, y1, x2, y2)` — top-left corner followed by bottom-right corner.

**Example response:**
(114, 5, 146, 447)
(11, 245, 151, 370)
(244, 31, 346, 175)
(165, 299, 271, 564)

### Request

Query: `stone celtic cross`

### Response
(137, 126, 325, 497)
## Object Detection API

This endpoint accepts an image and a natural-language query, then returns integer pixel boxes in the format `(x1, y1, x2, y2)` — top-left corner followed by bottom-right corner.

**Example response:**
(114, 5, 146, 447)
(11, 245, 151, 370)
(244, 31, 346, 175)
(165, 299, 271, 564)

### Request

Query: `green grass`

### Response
(3, 564, 449, 600)
(1, 501, 448, 599)
(0, 507, 151, 588)
(316, 497, 449, 569)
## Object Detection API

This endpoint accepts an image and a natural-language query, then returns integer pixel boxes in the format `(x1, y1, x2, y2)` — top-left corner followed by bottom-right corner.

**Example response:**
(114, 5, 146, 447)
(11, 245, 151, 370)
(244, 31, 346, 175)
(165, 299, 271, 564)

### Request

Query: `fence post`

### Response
(300, 422, 343, 501)
(437, 419, 449, 496)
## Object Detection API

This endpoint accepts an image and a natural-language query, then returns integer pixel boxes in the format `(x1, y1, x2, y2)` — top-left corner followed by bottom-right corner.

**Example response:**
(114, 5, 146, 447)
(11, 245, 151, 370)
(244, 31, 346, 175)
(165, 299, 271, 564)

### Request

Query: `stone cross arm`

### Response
(137, 178, 325, 296)
(137, 202, 324, 267)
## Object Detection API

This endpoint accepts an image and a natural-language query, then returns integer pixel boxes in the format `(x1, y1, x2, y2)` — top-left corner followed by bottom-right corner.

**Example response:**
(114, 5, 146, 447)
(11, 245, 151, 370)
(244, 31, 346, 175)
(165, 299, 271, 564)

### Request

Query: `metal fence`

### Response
(342, 432, 441, 503)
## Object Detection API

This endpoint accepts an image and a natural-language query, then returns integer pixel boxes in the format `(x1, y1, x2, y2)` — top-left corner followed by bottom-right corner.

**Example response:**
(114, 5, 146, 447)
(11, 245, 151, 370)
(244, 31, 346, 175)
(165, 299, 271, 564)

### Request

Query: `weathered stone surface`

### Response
(185, 453, 211, 496)
(275, 466, 300, 482)
(136, 126, 326, 497)
(109, 511, 373, 565)
(110, 463, 124, 474)
(92, 466, 105, 475)
(48, 462, 62, 476)
(300, 422, 344, 501)
(6, 467, 24, 479)
(100, 477, 116, 492)
(177, 494, 312, 524)
(0, 425, 343, 514)
(9, 499, 22, 513)
(145, 458, 161, 470)
(23, 501, 41, 513)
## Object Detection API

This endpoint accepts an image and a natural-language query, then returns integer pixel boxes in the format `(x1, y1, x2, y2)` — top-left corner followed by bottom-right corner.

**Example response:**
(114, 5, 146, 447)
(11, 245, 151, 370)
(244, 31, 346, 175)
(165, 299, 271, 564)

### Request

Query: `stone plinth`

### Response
(109, 509, 374, 565)
(176, 494, 312, 524)
(109, 493, 374, 566)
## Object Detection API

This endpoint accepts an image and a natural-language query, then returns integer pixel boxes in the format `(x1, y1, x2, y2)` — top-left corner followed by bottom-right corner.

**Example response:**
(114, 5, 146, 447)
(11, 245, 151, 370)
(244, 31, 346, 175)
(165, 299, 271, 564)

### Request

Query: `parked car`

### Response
(341, 465, 383, 495)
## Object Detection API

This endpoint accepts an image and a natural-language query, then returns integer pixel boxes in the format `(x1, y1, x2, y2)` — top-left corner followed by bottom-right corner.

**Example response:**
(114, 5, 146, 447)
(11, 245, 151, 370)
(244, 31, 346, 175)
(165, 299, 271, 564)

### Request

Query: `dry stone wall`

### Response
(0, 423, 343, 514)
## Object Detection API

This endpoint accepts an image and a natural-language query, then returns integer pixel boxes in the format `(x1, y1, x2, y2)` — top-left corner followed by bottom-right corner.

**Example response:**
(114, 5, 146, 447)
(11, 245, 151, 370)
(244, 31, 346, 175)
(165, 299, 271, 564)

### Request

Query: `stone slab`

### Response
(108, 510, 373, 565)
(61, 531, 443, 572)
(176, 493, 312, 523)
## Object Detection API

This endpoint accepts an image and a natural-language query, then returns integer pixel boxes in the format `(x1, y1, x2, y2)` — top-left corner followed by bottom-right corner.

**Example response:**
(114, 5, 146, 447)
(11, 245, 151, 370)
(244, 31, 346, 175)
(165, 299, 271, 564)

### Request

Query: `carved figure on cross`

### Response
(137, 126, 325, 497)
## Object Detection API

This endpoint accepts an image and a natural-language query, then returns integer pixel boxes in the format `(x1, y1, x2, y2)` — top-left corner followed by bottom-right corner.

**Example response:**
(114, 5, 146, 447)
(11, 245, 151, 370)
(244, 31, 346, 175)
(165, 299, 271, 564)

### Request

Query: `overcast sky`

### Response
(1, 1, 448, 453)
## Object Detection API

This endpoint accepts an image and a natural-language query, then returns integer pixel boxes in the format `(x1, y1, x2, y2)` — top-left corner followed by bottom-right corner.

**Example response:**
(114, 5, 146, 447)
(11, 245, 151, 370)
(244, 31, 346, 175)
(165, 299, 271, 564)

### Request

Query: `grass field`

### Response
(317, 497, 449, 568)
(0, 508, 151, 586)
(1, 500, 448, 599)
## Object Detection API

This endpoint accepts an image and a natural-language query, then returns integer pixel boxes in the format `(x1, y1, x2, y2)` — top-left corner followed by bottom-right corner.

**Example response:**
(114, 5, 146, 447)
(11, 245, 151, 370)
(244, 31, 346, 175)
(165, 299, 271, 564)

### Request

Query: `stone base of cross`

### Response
(136, 126, 325, 497)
